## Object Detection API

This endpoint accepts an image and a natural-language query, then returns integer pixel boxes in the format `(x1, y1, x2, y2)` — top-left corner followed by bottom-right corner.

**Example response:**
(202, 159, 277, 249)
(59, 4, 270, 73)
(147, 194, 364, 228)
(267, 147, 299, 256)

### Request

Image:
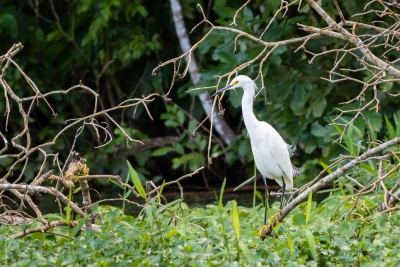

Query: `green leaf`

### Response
(290, 83, 307, 111)
(164, 120, 180, 128)
(137, 6, 148, 17)
(306, 189, 312, 227)
(166, 229, 178, 240)
(394, 113, 400, 136)
(367, 111, 383, 132)
(188, 153, 205, 171)
(217, 51, 237, 64)
(158, 180, 166, 200)
(319, 161, 333, 174)
(214, 0, 227, 6)
(233, 176, 255, 191)
(42, 213, 66, 222)
(157, 199, 182, 213)
(255, 190, 263, 203)
(305, 229, 317, 261)
(299, 3, 310, 13)
(66, 185, 72, 226)
(218, 178, 226, 212)
(212, 6, 236, 18)
(311, 122, 330, 137)
(238, 140, 250, 158)
(177, 110, 185, 124)
(160, 113, 175, 120)
(238, 240, 254, 262)
(151, 147, 173, 157)
(367, 119, 377, 142)
(173, 142, 184, 155)
(338, 220, 359, 239)
(46, 31, 61, 42)
(73, 187, 82, 194)
(276, 79, 295, 102)
(144, 202, 156, 227)
(31, 232, 45, 241)
(232, 200, 240, 240)
(312, 96, 327, 118)
(188, 215, 219, 222)
(360, 162, 375, 174)
(127, 160, 146, 199)
(292, 213, 306, 226)
(70, 215, 91, 237)
(0, 13, 18, 38)
(35, 28, 45, 42)
(385, 115, 395, 139)
(188, 120, 197, 134)
(331, 120, 343, 135)
(109, 177, 124, 189)
(287, 232, 294, 253)
(338, 180, 346, 196)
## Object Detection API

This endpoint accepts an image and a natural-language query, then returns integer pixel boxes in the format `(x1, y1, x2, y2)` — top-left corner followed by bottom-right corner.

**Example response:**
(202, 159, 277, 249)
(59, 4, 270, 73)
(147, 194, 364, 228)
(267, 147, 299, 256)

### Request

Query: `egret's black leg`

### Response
(279, 177, 286, 211)
(258, 176, 269, 237)
(262, 176, 267, 225)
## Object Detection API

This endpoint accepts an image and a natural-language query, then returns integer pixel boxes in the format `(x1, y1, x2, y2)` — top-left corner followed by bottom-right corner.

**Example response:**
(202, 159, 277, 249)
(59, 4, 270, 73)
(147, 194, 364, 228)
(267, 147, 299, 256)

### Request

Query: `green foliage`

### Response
(328, 115, 400, 198)
(305, 190, 317, 261)
(306, 189, 313, 228)
(2, 0, 400, 192)
(0, 0, 175, 185)
(232, 200, 240, 240)
(66, 185, 72, 229)
(127, 161, 147, 199)
(1, 195, 400, 266)
(218, 177, 226, 212)
(156, 104, 215, 172)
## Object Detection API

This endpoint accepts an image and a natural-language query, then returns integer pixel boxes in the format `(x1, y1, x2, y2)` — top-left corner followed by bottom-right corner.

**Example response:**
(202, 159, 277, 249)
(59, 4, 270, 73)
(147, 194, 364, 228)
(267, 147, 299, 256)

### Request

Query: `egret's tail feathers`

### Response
(287, 144, 297, 158)
(292, 164, 304, 178)
(287, 144, 303, 178)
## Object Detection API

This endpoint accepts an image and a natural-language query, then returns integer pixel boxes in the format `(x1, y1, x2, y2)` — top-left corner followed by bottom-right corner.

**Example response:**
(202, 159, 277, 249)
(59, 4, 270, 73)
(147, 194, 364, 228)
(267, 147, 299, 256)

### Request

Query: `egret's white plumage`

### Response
(212, 75, 303, 231)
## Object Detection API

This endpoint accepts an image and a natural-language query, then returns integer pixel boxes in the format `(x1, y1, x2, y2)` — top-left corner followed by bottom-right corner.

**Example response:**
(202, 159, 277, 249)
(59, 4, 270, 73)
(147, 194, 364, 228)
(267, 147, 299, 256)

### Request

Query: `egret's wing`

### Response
(267, 131, 293, 187)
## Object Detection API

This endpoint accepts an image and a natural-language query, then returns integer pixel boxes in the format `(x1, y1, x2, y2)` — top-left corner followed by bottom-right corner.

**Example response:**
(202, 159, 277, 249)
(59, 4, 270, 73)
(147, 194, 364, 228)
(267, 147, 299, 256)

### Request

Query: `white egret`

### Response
(211, 75, 303, 235)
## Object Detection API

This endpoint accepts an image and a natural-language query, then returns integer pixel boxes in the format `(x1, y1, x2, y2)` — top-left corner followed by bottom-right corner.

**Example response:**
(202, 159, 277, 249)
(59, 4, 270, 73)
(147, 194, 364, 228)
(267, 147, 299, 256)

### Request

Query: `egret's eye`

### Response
(231, 80, 238, 85)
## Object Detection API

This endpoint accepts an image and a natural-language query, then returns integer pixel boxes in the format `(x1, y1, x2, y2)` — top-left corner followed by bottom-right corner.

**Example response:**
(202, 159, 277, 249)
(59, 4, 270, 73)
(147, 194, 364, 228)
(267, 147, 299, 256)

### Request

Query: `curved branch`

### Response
(261, 136, 400, 238)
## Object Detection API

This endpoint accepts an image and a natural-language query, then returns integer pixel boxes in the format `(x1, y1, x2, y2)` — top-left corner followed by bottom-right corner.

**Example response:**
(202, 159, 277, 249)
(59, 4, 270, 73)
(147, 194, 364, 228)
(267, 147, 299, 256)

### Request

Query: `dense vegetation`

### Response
(2, 194, 400, 266)
(2, 0, 398, 188)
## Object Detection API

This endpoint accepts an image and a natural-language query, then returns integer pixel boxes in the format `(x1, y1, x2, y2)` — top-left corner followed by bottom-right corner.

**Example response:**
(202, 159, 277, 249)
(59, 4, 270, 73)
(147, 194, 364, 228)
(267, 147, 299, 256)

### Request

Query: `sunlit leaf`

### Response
(232, 200, 240, 240)
(306, 189, 313, 227)
(287, 232, 294, 253)
(127, 160, 146, 199)
(305, 229, 317, 261)
(218, 178, 226, 212)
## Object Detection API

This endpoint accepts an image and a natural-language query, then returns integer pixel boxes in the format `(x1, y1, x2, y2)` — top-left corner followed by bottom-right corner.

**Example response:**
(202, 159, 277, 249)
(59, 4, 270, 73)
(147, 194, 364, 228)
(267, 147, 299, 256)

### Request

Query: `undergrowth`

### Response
(0, 193, 399, 267)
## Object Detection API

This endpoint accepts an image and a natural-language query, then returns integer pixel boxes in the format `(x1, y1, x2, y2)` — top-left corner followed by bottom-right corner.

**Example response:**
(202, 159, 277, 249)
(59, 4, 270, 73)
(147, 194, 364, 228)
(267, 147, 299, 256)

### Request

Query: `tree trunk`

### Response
(169, 0, 236, 145)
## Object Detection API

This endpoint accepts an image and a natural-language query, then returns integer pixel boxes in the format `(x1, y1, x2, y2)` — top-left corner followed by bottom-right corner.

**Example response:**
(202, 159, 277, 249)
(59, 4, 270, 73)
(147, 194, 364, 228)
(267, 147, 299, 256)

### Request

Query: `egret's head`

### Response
(211, 75, 257, 98)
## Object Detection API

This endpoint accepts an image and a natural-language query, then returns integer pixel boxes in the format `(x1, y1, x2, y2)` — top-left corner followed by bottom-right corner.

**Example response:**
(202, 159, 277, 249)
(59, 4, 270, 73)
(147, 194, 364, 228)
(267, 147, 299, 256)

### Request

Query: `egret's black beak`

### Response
(211, 84, 234, 97)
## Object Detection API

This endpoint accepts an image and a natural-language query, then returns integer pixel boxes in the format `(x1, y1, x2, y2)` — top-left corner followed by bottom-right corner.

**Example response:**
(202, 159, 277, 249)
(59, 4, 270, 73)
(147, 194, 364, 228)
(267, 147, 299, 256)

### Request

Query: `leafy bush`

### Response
(1, 194, 399, 266)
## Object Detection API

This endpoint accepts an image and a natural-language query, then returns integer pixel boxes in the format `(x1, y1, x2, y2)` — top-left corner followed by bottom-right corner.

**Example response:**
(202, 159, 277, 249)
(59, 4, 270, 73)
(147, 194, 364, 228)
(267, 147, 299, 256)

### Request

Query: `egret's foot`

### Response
(258, 224, 268, 236)
(258, 210, 283, 240)
(269, 209, 282, 225)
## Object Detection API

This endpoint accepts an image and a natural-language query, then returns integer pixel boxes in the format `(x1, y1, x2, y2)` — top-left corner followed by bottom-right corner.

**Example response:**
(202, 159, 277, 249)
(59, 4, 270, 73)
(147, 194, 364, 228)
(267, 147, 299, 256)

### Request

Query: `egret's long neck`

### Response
(241, 85, 258, 134)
